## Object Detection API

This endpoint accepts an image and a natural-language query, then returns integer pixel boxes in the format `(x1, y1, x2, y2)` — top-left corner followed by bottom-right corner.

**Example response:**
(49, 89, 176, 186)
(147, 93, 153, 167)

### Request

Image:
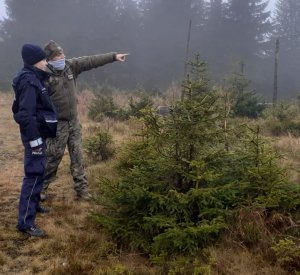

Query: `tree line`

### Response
(0, 0, 299, 99)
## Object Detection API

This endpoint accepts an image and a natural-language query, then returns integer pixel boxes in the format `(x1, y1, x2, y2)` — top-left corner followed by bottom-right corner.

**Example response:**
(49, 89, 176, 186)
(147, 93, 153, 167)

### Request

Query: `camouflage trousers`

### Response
(42, 119, 88, 194)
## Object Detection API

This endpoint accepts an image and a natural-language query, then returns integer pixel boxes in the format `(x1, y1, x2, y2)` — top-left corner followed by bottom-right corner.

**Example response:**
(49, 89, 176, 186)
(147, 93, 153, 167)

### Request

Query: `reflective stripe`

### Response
(24, 176, 38, 226)
(29, 138, 43, 148)
(45, 120, 58, 123)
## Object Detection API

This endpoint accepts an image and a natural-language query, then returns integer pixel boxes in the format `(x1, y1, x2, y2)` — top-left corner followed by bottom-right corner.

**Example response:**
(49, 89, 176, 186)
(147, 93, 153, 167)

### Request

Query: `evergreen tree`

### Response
(225, 63, 265, 118)
(198, 0, 273, 91)
(224, 0, 272, 61)
(272, 0, 300, 97)
(201, 0, 227, 77)
(0, 0, 140, 88)
(93, 56, 300, 266)
(136, 0, 204, 88)
(274, 0, 300, 51)
(218, 0, 272, 98)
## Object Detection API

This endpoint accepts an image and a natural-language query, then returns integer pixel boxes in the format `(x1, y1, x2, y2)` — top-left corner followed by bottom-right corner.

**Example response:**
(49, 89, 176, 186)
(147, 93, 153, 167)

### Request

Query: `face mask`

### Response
(48, 58, 65, 70)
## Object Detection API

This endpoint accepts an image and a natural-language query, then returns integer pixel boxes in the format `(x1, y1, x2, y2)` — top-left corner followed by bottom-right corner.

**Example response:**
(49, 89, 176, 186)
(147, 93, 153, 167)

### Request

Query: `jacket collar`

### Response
(23, 64, 49, 81)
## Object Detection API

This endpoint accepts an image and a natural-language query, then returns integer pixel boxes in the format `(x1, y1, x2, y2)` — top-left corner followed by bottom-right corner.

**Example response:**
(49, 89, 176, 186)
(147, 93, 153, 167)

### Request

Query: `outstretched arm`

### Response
(69, 52, 128, 77)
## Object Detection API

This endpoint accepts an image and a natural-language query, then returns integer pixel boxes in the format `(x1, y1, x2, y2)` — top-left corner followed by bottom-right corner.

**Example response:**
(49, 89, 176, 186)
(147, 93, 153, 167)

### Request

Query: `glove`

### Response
(31, 145, 43, 156)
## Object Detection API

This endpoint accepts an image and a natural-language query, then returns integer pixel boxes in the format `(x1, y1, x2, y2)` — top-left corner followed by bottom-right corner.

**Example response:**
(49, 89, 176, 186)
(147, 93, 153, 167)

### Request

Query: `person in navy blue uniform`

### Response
(12, 44, 57, 237)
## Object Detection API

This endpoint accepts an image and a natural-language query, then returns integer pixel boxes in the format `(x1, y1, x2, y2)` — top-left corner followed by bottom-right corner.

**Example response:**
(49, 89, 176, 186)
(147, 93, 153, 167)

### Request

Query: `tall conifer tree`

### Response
(218, 0, 272, 98)
(137, 0, 204, 88)
(224, 0, 271, 61)
(272, 0, 300, 96)
(0, 0, 140, 88)
(202, 0, 227, 77)
(273, 0, 300, 51)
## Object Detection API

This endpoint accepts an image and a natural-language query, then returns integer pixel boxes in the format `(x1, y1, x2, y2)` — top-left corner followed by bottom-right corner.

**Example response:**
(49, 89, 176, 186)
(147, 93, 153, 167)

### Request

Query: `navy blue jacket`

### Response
(12, 64, 57, 146)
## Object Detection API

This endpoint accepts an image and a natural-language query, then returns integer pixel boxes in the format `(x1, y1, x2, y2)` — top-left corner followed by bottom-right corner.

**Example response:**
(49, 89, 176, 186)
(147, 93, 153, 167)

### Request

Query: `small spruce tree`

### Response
(225, 63, 265, 118)
(92, 56, 300, 268)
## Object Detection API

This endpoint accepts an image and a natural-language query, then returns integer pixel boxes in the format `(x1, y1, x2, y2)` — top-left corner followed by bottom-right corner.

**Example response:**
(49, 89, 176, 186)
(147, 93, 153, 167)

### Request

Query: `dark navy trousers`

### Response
(17, 141, 46, 230)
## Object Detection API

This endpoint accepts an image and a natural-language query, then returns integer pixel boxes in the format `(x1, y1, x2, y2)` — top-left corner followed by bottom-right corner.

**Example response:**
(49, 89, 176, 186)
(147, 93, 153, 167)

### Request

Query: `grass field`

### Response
(0, 91, 297, 274)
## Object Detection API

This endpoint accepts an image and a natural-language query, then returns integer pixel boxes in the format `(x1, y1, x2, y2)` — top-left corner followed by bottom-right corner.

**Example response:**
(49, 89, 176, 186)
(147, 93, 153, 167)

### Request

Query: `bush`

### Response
(88, 95, 128, 121)
(88, 94, 154, 122)
(233, 90, 265, 118)
(272, 238, 300, 271)
(164, 256, 213, 275)
(83, 130, 115, 161)
(225, 68, 265, 118)
(262, 102, 300, 136)
(127, 95, 153, 118)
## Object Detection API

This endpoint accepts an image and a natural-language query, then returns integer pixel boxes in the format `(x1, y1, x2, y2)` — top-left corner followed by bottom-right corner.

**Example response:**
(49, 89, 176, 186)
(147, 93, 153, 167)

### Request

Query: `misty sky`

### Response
(0, 0, 5, 19)
(0, 0, 276, 19)
(267, 0, 276, 10)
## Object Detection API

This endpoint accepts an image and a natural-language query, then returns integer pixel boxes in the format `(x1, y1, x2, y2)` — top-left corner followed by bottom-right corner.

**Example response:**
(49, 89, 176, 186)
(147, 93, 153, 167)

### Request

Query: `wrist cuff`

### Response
(29, 138, 43, 148)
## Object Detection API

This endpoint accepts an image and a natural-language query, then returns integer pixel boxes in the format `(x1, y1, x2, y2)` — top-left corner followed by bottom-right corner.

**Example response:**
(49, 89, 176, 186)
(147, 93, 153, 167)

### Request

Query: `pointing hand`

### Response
(116, 53, 129, 62)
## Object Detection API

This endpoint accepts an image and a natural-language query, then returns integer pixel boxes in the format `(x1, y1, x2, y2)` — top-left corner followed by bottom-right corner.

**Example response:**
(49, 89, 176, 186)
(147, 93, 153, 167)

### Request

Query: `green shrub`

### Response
(165, 256, 213, 275)
(127, 95, 153, 118)
(272, 238, 300, 271)
(233, 90, 265, 118)
(225, 68, 265, 118)
(262, 102, 300, 136)
(84, 130, 115, 161)
(88, 94, 154, 122)
(88, 95, 128, 121)
(88, 95, 116, 121)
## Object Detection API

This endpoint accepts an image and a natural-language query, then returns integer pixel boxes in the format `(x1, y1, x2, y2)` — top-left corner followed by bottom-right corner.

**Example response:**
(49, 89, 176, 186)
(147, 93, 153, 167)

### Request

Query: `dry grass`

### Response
(210, 246, 288, 275)
(273, 134, 300, 182)
(0, 93, 157, 274)
(0, 91, 299, 275)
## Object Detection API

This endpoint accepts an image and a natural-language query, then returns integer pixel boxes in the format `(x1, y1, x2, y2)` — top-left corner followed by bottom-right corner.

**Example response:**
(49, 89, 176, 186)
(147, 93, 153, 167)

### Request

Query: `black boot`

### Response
(17, 225, 45, 237)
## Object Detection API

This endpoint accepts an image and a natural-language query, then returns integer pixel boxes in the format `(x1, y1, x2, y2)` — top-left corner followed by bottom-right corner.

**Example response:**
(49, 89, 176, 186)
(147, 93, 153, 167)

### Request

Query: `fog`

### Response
(0, 0, 299, 100)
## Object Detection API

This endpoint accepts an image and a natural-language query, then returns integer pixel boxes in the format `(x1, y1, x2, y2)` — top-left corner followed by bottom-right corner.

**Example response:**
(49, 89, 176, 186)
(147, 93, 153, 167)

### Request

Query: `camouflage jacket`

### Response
(45, 53, 116, 121)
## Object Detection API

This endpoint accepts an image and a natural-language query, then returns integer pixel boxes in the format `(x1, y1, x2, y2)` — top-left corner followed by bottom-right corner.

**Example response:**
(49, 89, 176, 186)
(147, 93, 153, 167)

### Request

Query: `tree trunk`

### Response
(273, 38, 280, 104)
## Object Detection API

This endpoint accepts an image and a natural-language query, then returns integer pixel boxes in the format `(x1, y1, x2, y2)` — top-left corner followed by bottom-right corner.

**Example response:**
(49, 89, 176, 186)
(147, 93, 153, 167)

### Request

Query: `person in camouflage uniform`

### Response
(42, 40, 127, 200)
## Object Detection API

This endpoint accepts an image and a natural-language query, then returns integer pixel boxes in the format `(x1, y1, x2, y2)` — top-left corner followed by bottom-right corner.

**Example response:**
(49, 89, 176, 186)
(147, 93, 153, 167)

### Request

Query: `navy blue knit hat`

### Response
(21, 44, 46, 65)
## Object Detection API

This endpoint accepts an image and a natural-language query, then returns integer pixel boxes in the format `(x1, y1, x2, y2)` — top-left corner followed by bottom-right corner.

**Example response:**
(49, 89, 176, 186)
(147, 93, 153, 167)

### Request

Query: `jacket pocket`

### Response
(40, 112, 58, 138)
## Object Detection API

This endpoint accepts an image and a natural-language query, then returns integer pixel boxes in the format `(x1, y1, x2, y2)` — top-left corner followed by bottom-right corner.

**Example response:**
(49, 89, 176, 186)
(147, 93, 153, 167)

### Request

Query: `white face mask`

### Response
(48, 58, 65, 70)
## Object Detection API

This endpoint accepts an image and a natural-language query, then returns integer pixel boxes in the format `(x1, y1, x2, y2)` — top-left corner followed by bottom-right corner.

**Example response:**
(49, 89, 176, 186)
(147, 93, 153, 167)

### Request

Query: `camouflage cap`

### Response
(44, 40, 63, 60)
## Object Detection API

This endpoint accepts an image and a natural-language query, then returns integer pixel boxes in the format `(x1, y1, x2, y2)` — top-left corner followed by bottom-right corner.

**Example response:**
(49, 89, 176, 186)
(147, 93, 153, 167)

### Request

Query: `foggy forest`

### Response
(1, 1, 300, 274)
(0, 0, 299, 100)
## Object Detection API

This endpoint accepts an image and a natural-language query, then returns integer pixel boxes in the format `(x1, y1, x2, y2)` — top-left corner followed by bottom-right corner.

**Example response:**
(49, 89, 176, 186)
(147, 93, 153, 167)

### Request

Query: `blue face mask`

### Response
(48, 58, 65, 70)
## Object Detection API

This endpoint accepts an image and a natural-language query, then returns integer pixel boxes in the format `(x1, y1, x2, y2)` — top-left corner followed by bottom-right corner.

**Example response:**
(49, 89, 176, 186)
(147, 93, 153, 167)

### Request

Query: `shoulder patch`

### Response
(67, 74, 74, 80)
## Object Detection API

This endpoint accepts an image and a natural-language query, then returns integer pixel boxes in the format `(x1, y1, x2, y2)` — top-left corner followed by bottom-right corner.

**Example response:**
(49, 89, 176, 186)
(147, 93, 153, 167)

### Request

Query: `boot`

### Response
(17, 225, 45, 237)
